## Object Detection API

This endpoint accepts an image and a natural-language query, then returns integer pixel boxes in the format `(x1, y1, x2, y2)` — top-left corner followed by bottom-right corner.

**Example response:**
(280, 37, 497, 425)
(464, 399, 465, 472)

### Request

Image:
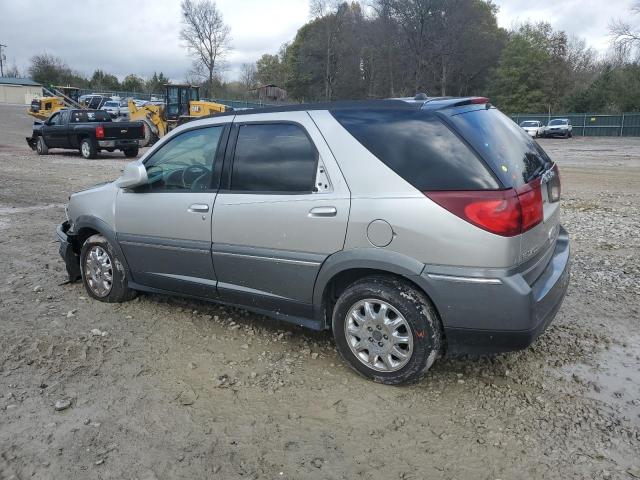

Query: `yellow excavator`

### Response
(128, 84, 228, 146)
(28, 86, 80, 120)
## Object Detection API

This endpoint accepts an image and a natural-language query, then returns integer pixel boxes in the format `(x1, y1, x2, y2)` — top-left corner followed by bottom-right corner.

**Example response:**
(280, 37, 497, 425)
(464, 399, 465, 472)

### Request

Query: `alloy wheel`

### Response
(344, 298, 414, 372)
(84, 245, 113, 297)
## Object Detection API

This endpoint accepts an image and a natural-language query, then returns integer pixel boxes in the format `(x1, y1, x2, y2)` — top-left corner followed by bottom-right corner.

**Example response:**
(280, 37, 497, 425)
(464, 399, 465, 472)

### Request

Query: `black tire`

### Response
(332, 276, 442, 385)
(568, 131, 573, 138)
(141, 122, 159, 147)
(80, 137, 97, 159)
(123, 147, 139, 158)
(36, 136, 49, 155)
(80, 234, 136, 303)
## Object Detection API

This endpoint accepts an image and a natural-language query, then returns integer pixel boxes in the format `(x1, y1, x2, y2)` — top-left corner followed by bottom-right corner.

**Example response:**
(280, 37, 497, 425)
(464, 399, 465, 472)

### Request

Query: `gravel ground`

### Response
(0, 103, 639, 480)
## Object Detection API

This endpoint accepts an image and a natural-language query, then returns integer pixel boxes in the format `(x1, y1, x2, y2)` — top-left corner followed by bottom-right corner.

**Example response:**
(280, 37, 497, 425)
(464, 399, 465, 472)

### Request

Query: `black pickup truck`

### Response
(26, 109, 144, 159)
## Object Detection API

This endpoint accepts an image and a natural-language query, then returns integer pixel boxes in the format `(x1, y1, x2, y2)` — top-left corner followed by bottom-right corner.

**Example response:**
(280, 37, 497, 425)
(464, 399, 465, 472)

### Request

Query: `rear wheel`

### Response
(332, 276, 442, 385)
(80, 234, 136, 303)
(80, 138, 97, 159)
(36, 136, 49, 155)
(123, 147, 139, 158)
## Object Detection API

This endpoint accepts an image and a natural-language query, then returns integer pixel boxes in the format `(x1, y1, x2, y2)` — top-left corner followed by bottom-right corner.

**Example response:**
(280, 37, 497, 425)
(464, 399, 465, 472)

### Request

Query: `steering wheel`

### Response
(181, 165, 209, 189)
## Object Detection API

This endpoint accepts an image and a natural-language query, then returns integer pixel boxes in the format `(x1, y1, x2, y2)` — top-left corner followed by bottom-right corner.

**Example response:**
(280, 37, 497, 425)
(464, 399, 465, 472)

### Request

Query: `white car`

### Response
(519, 120, 544, 138)
(101, 100, 122, 118)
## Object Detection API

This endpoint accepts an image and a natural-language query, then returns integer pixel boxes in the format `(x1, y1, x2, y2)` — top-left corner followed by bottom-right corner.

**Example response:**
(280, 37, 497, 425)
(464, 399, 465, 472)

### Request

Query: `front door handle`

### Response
(309, 206, 337, 217)
(188, 203, 209, 213)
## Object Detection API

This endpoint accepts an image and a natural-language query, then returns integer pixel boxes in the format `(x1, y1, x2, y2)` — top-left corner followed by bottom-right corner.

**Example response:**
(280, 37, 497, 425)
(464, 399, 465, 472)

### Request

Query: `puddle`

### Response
(561, 334, 640, 427)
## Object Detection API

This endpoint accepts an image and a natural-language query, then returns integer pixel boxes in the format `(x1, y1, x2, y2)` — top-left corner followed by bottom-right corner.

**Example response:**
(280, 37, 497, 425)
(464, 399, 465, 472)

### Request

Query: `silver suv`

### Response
(57, 98, 570, 384)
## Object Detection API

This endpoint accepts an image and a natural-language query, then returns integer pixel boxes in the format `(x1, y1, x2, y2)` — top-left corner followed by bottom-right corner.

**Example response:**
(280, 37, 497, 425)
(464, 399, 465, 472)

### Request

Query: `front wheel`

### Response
(80, 138, 97, 159)
(36, 136, 49, 155)
(80, 234, 136, 303)
(332, 276, 442, 385)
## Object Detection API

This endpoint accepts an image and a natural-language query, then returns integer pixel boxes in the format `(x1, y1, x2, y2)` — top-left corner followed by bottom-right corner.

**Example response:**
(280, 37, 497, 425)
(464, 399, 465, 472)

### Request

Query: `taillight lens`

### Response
(547, 164, 561, 202)
(515, 178, 543, 231)
(95, 125, 105, 139)
(425, 179, 543, 237)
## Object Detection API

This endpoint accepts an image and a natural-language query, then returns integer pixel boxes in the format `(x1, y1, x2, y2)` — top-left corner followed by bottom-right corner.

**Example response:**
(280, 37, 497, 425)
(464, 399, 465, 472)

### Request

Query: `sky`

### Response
(0, 0, 634, 83)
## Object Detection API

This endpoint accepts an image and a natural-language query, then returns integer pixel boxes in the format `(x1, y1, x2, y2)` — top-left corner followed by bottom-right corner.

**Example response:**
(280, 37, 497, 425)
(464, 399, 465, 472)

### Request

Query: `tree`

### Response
(90, 69, 120, 91)
(28, 54, 88, 88)
(145, 71, 170, 94)
(180, 0, 232, 98)
(4, 63, 20, 78)
(610, 1, 640, 61)
(239, 63, 257, 91)
(121, 74, 145, 92)
(255, 53, 286, 86)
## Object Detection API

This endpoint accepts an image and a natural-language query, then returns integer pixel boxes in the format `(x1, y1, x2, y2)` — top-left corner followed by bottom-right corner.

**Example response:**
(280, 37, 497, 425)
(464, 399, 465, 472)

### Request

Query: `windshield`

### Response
(449, 107, 552, 187)
(521, 121, 538, 127)
(549, 119, 567, 126)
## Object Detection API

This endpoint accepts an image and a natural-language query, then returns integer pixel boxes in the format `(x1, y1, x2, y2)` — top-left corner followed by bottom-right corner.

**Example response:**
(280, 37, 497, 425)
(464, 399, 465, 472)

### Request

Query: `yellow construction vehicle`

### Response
(27, 86, 81, 120)
(128, 84, 228, 146)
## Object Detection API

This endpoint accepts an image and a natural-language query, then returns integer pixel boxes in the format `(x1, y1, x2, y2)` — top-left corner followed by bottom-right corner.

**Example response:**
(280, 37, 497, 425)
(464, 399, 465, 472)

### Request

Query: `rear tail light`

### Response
(515, 178, 543, 231)
(546, 164, 561, 202)
(425, 179, 544, 237)
(95, 125, 105, 139)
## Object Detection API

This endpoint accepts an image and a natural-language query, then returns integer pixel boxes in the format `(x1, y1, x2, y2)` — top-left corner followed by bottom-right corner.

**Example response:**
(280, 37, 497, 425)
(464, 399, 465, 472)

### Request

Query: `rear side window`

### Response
(331, 109, 498, 191)
(231, 123, 318, 192)
(449, 108, 552, 187)
(72, 110, 111, 122)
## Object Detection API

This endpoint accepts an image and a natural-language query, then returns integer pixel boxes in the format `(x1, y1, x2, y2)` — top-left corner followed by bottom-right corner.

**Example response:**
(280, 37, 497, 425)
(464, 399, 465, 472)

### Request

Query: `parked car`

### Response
(101, 100, 124, 118)
(56, 98, 570, 384)
(26, 109, 144, 159)
(520, 120, 544, 137)
(79, 94, 110, 110)
(544, 118, 573, 138)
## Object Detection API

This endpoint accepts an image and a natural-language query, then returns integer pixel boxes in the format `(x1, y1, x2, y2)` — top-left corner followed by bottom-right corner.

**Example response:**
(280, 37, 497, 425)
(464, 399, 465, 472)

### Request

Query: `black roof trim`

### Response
(213, 99, 418, 118)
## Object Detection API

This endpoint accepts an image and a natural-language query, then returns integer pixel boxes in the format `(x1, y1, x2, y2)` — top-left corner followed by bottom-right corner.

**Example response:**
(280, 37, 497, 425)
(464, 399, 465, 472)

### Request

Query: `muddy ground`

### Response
(0, 103, 638, 479)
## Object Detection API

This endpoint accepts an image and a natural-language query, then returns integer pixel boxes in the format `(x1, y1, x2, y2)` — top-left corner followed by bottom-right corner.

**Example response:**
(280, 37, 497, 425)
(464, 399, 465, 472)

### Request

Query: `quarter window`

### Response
(230, 123, 318, 192)
(141, 126, 223, 192)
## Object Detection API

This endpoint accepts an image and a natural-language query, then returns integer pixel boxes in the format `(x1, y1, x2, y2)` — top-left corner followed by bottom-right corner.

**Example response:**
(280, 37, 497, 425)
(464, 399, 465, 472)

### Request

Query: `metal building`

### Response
(0, 77, 43, 104)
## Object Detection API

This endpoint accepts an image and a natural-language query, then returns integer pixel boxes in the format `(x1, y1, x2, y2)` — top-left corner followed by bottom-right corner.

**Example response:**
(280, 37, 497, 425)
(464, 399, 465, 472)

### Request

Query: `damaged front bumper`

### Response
(26, 136, 37, 150)
(56, 221, 81, 282)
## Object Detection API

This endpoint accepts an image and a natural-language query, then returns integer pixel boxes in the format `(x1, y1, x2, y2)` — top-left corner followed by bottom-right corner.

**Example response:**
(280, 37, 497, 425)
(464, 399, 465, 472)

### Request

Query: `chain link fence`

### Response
(510, 113, 640, 137)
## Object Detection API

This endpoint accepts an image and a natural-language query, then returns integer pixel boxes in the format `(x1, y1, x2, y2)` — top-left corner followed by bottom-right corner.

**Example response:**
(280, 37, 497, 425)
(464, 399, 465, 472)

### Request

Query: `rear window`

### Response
(448, 108, 552, 187)
(331, 108, 498, 191)
(549, 119, 568, 126)
(71, 110, 111, 122)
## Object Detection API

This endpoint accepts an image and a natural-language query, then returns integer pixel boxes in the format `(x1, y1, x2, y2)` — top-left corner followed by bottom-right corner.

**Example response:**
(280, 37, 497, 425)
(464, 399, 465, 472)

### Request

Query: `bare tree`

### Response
(310, 0, 341, 100)
(180, 0, 232, 97)
(240, 63, 257, 91)
(610, 1, 640, 60)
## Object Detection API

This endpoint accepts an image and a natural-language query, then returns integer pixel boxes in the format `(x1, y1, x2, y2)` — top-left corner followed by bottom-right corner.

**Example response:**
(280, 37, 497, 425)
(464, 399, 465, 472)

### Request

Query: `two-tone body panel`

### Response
(59, 98, 571, 357)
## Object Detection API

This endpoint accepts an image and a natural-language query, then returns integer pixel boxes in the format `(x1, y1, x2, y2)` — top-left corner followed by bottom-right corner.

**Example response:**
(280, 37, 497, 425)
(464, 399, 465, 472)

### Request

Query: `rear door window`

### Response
(331, 108, 499, 191)
(230, 123, 318, 193)
(449, 108, 553, 187)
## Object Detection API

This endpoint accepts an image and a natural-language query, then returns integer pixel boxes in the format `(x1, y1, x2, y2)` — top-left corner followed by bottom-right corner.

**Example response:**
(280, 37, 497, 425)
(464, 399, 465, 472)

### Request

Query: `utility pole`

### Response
(0, 44, 6, 77)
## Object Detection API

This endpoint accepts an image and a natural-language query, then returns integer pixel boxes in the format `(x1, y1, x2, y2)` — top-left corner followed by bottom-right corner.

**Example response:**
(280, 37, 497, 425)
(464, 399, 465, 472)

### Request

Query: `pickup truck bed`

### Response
(27, 109, 145, 159)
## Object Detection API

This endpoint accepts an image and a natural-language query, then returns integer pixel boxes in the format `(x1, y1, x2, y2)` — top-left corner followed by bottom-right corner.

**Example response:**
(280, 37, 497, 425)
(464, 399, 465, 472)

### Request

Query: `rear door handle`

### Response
(308, 206, 337, 217)
(188, 203, 209, 213)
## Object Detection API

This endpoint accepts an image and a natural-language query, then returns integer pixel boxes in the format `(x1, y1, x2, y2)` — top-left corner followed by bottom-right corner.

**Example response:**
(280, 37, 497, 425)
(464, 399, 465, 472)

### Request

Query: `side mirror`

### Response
(115, 161, 148, 189)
